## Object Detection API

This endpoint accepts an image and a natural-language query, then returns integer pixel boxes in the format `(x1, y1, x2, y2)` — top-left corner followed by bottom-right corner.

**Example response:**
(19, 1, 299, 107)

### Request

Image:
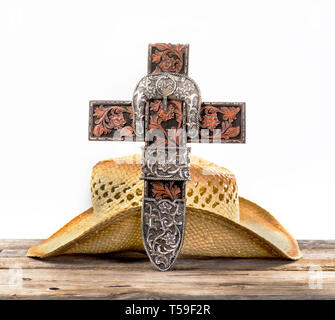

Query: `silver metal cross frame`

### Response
(89, 43, 246, 271)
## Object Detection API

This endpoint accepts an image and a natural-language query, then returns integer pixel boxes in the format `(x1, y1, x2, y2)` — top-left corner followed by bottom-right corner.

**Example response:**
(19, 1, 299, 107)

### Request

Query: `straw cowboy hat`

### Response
(27, 154, 301, 260)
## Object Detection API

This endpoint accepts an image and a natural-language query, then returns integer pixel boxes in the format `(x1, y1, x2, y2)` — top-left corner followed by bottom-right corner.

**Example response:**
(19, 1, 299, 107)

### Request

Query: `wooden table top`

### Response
(0, 240, 334, 300)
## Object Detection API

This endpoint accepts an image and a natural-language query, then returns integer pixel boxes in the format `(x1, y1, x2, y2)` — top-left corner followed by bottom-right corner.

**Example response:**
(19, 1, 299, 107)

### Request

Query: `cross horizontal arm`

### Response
(89, 100, 135, 141)
(89, 100, 245, 143)
(194, 102, 245, 144)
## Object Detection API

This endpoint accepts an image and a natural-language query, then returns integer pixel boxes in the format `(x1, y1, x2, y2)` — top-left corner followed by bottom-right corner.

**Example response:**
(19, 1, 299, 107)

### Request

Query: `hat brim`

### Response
(27, 197, 301, 260)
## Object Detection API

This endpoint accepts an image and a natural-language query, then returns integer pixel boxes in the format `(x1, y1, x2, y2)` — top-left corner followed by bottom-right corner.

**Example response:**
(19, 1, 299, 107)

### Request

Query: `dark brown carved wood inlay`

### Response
(150, 181, 182, 201)
(150, 43, 187, 74)
(148, 99, 183, 147)
(192, 102, 245, 143)
(89, 101, 134, 141)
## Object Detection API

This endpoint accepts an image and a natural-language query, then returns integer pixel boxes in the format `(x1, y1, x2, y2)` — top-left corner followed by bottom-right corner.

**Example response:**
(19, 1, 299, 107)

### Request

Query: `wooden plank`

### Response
(1, 253, 335, 272)
(2, 239, 334, 251)
(0, 239, 43, 251)
(0, 240, 334, 300)
(1, 269, 334, 300)
(298, 240, 335, 249)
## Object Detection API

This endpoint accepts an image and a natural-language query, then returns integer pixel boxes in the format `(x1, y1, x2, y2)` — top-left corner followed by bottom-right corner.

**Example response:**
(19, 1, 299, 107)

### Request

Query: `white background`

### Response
(0, 0, 334, 239)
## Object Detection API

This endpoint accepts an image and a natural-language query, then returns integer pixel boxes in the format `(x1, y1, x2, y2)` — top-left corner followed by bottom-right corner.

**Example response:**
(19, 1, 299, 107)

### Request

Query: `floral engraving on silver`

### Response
(141, 146, 190, 180)
(132, 72, 201, 139)
(142, 198, 185, 271)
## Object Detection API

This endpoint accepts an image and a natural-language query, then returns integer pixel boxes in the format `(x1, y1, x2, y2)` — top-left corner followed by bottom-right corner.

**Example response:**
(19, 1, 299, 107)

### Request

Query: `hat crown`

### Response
(90, 154, 239, 223)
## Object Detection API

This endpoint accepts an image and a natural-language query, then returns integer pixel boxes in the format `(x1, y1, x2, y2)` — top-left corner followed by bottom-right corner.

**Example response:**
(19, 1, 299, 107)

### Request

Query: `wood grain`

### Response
(0, 240, 334, 300)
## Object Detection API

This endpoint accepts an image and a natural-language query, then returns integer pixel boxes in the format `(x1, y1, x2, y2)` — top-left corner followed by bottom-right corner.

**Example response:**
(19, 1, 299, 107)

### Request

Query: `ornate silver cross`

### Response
(89, 43, 246, 271)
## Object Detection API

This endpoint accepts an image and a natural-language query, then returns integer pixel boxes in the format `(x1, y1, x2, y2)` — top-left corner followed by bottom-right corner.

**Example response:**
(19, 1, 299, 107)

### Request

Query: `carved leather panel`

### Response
(148, 43, 188, 75)
(193, 102, 246, 143)
(147, 99, 184, 147)
(89, 101, 134, 141)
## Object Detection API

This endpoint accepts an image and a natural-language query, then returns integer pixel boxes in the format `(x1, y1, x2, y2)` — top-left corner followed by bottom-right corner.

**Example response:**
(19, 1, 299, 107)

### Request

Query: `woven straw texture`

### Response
(27, 154, 301, 260)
